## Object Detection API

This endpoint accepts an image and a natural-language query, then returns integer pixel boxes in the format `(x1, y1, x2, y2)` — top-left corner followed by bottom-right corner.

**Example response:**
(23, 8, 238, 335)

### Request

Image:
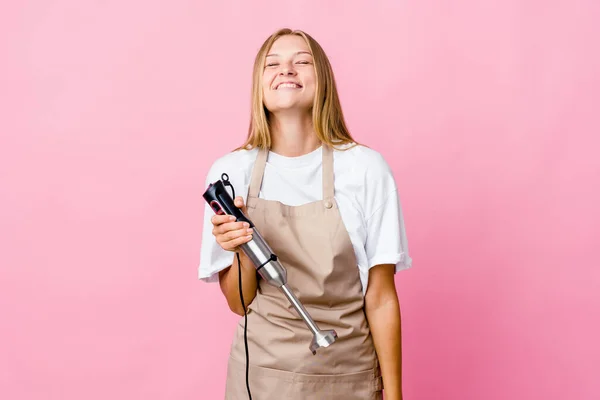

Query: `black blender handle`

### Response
(202, 178, 253, 227)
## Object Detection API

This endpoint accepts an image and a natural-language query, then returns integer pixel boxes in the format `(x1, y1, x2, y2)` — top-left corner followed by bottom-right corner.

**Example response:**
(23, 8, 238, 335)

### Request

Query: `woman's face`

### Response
(262, 35, 316, 114)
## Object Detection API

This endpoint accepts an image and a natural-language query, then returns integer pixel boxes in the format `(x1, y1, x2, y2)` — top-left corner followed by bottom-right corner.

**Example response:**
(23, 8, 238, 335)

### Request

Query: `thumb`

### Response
(234, 196, 247, 213)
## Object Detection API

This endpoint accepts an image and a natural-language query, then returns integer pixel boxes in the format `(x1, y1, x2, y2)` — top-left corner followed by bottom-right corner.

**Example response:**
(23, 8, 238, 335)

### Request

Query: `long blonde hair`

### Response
(236, 28, 358, 151)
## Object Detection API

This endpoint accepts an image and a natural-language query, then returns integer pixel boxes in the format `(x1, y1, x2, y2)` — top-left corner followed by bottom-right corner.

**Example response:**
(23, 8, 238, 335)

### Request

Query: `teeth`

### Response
(277, 83, 300, 89)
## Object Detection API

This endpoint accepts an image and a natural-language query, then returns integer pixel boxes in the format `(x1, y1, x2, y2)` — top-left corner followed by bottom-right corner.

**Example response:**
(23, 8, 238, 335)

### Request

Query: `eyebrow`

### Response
(266, 51, 313, 57)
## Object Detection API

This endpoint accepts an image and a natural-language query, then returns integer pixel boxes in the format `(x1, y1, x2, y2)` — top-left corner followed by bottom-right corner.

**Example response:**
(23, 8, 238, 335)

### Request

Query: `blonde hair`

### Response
(236, 28, 359, 151)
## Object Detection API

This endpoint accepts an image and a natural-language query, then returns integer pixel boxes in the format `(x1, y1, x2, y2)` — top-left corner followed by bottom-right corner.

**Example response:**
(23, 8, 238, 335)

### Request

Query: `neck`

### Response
(269, 111, 321, 157)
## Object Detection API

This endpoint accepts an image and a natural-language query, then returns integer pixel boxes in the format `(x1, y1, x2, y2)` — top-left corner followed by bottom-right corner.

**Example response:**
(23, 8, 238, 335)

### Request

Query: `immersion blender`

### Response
(203, 173, 338, 355)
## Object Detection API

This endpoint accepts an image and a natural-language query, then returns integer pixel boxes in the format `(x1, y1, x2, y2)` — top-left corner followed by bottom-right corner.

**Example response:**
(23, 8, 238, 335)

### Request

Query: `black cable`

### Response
(237, 252, 252, 400)
(223, 174, 252, 400)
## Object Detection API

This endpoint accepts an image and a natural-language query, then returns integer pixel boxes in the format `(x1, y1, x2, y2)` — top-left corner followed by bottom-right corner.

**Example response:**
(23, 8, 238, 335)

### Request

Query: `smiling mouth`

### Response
(274, 82, 303, 90)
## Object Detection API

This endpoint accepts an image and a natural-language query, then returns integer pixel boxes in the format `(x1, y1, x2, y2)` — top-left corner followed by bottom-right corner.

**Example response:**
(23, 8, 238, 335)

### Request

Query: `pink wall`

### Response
(1, 1, 599, 399)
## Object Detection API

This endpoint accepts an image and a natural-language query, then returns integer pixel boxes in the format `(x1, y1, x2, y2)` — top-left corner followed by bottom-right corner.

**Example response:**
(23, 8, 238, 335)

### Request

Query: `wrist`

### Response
(383, 389, 402, 400)
(382, 378, 402, 400)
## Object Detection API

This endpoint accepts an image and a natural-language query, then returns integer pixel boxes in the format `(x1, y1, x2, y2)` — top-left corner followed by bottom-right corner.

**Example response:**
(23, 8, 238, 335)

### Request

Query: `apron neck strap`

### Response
(248, 146, 268, 199)
(321, 144, 334, 200)
(247, 144, 335, 200)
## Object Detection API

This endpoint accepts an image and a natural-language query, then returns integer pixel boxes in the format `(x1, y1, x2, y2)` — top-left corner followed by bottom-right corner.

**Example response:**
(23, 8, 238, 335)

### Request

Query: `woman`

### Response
(198, 28, 412, 400)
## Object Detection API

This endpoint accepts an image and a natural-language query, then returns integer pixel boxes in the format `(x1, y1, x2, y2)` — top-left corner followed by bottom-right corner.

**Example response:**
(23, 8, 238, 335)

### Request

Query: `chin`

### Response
(266, 101, 312, 114)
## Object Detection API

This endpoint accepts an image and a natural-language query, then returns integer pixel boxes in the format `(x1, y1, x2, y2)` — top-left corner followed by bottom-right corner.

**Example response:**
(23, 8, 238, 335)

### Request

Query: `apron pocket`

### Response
(227, 357, 382, 400)
(226, 357, 295, 400)
(290, 368, 382, 400)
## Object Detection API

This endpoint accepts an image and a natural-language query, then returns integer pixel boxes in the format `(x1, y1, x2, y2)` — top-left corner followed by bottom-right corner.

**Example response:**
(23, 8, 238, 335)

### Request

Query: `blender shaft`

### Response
(280, 284, 320, 336)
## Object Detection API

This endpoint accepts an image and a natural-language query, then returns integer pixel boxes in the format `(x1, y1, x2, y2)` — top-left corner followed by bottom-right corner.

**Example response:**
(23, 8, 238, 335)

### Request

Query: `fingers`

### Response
(215, 222, 252, 238)
(211, 218, 249, 232)
(224, 223, 253, 238)
(219, 230, 254, 251)
(209, 196, 252, 251)
(210, 197, 246, 226)
(211, 214, 236, 226)
(213, 222, 253, 251)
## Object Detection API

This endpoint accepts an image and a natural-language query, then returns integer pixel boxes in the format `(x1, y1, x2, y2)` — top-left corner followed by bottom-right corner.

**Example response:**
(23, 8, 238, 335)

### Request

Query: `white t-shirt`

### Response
(198, 142, 412, 295)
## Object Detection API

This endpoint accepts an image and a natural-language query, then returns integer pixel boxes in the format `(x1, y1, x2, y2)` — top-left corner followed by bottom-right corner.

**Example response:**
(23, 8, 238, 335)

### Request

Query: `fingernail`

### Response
(246, 235, 252, 240)
(246, 228, 253, 234)
(229, 216, 236, 221)
(243, 222, 250, 228)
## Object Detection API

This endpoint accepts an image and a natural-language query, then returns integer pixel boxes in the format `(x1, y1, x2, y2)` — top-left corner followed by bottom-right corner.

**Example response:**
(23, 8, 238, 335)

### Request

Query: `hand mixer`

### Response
(203, 173, 338, 355)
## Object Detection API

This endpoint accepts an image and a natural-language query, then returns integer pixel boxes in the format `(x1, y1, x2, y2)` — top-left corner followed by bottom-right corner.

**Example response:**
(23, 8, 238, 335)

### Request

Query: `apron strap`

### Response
(322, 144, 334, 200)
(247, 143, 335, 201)
(248, 146, 269, 199)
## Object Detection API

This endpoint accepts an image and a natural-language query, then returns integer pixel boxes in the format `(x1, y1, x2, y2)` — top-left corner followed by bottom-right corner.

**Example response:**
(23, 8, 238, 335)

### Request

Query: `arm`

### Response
(211, 196, 258, 316)
(218, 251, 258, 316)
(364, 264, 404, 400)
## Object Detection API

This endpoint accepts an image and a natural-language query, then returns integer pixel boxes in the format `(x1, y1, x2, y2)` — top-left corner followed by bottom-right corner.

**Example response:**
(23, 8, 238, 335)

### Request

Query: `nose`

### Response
(279, 62, 297, 76)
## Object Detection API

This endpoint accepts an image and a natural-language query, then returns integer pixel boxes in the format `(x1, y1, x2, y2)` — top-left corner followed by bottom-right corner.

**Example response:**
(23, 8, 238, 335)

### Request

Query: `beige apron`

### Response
(225, 145, 383, 399)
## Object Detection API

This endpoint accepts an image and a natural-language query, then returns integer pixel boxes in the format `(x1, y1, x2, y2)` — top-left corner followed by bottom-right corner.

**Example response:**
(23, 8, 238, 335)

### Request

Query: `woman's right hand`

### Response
(210, 196, 253, 252)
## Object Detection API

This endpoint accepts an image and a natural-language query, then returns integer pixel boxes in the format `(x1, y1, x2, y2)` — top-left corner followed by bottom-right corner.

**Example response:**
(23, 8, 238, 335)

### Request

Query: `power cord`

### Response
(222, 174, 252, 400)
(236, 252, 252, 399)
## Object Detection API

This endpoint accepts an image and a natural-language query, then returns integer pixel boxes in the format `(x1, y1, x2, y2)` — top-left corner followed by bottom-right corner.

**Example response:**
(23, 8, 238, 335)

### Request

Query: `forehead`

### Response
(267, 35, 311, 56)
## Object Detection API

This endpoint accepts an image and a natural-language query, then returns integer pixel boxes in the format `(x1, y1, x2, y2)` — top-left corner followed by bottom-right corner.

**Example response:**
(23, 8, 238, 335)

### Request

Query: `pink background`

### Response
(1, 1, 599, 399)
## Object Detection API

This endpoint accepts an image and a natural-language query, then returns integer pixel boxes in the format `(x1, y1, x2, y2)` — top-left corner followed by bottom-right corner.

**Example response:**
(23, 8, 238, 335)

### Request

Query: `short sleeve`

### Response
(197, 156, 248, 283)
(362, 155, 412, 273)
